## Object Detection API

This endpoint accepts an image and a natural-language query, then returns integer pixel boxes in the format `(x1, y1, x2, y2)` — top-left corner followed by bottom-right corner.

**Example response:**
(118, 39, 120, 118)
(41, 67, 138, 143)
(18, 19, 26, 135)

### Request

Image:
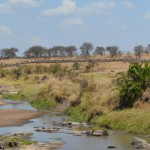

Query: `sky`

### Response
(0, 0, 150, 55)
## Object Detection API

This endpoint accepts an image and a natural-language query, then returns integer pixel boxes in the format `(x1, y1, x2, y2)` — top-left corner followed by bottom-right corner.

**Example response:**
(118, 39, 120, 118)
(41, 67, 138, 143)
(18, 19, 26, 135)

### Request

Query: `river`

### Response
(0, 100, 148, 150)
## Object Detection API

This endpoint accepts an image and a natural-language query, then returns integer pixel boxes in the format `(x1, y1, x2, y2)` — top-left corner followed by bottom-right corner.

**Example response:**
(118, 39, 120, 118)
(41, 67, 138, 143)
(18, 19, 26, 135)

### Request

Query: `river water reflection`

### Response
(0, 100, 147, 150)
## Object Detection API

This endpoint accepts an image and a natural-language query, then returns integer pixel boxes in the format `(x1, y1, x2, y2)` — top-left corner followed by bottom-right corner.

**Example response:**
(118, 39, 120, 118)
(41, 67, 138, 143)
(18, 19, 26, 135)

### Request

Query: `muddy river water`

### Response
(0, 100, 148, 150)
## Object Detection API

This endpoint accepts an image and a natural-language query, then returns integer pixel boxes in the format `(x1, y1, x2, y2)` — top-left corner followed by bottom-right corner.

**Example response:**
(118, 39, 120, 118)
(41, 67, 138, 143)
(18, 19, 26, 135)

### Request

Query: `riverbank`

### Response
(0, 108, 45, 127)
(1, 63, 150, 134)
(0, 101, 8, 106)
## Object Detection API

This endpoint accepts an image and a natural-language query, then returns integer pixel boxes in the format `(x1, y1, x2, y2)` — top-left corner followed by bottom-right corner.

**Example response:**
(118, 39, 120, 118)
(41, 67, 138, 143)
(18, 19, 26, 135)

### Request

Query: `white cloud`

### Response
(42, 0, 76, 16)
(42, 0, 116, 17)
(7, 0, 44, 8)
(0, 26, 14, 36)
(61, 17, 84, 27)
(143, 12, 150, 19)
(0, 4, 12, 13)
(30, 36, 45, 45)
(79, 1, 116, 15)
(0, 0, 43, 13)
(123, 1, 134, 9)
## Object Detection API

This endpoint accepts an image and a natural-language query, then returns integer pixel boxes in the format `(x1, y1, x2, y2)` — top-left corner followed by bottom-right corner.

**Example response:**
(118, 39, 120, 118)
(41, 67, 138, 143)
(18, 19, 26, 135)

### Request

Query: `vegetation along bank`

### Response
(1, 60, 150, 134)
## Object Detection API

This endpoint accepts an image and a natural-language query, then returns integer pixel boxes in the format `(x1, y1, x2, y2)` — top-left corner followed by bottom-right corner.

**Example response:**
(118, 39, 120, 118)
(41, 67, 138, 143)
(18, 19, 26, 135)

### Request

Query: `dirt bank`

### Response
(0, 101, 8, 106)
(0, 109, 45, 127)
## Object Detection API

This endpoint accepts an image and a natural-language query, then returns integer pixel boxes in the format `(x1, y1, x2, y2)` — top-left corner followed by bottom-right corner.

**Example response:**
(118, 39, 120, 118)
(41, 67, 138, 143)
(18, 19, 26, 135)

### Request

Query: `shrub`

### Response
(72, 62, 80, 70)
(22, 65, 33, 74)
(117, 62, 150, 109)
(12, 68, 21, 80)
(0, 69, 10, 77)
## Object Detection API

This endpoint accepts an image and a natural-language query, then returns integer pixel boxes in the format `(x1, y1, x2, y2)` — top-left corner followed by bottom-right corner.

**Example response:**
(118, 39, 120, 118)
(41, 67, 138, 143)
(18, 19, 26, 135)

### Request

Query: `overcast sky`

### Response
(0, 0, 150, 55)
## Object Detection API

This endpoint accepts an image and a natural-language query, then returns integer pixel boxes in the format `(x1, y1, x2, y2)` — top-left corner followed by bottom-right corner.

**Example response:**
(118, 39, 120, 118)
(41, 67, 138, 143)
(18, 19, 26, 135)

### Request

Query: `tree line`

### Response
(0, 42, 150, 59)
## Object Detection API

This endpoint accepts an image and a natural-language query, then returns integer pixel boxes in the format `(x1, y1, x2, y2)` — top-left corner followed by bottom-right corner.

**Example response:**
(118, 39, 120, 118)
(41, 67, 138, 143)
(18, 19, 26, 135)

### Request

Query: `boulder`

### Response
(0, 142, 4, 149)
(86, 130, 109, 136)
(35, 127, 60, 133)
(131, 137, 150, 149)
(108, 146, 117, 149)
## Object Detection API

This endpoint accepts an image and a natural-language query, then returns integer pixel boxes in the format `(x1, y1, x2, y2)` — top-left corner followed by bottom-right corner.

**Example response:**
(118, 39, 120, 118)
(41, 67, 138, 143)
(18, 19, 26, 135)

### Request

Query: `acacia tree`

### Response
(80, 42, 93, 56)
(94, 47, 105, 56)
(144, 44, 150, 56)
(24, 46, 46, 58)
(66, 46, 77, 57)
(0, 47, 19, 58)
(46, 48, 53, 58)
(106, 46, 119, 57)
(134, 45, 144, 58)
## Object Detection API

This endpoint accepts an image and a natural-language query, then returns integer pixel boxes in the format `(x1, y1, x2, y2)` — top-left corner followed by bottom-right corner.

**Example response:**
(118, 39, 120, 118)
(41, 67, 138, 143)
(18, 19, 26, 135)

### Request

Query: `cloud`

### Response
(143, 12, 150, 19)
(79, 1, 116, 15)
(7, 0, 44, 8)
(42, 0, 76, 16)
(0, 0, 44, 13)
(0, 26, 14, 36)
(42, 0, 116, 17)
(60, 17, 84, 27)
(0, 4, 12, 13)
(30, 36, 45, 45)
(123, 1, 134, 9)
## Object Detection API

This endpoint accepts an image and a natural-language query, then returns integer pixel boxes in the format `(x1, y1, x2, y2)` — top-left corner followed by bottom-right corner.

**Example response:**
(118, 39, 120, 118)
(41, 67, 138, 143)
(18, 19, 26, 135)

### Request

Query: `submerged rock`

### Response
(107, 146, 117, 149)
(35, 127, 60, 133)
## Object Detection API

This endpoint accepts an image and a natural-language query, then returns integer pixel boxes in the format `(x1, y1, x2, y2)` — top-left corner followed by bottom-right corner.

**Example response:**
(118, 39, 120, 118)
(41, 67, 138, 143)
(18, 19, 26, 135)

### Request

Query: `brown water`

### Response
(0, 100, 148, 150)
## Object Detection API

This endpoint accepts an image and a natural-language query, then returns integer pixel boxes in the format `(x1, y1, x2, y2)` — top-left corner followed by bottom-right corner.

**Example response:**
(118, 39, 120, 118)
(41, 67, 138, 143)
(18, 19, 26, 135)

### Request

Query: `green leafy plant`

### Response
(117, 62, 150, 109)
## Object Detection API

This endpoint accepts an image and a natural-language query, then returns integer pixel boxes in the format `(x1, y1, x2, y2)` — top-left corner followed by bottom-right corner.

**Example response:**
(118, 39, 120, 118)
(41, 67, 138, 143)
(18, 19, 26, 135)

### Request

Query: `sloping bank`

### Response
(1, 74, 150, 134)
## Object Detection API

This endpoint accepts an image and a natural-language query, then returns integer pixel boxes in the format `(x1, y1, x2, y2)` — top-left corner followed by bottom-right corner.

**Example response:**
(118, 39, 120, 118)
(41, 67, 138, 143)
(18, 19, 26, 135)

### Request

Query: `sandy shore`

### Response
(0, 109, 45, 127)
(0, 101, 8, 106)
(17, 142, 63, 150)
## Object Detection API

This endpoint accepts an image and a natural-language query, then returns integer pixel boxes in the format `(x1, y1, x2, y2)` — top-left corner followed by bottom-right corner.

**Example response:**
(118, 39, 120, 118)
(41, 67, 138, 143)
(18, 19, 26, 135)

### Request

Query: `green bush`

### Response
(117, 62, 150, 109)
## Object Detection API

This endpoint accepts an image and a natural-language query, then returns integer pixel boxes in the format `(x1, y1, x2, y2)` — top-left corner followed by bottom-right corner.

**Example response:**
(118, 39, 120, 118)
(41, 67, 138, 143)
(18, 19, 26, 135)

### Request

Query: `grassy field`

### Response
(1, 58, 150, 134)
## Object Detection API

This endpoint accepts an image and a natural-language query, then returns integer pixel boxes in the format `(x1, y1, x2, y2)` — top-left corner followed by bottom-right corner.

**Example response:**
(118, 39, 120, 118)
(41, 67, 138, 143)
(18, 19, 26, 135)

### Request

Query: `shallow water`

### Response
(0, 100, 148, 150)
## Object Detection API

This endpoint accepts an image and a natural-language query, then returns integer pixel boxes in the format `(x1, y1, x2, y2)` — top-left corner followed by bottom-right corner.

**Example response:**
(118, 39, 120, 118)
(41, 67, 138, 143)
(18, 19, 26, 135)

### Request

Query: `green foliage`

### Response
(49, 64, 62, 74)
(31, 98, 57, 110)
(12, 68, 21, 80)
(65, 106, 90, 122)
(97, 109, 150, 134)
(0, 69, 10, 77)
(117, 62, 150, 109)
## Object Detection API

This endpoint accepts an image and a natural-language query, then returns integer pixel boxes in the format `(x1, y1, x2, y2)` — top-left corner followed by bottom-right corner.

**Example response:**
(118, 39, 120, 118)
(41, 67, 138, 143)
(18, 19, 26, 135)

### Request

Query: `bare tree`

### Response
(80, 42, 93, 56)
(106, 46, 119, 57)
(134, 45, 144, 58)
(94, 47, 105, 56)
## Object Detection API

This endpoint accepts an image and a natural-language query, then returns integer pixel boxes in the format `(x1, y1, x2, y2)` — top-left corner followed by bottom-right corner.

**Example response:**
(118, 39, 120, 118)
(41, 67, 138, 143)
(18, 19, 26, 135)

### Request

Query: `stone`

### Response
(0, 142, 5, 149)
(108, 146, 117, 149)
(8, 141, 13, 148)
(131, 137, 150, 149)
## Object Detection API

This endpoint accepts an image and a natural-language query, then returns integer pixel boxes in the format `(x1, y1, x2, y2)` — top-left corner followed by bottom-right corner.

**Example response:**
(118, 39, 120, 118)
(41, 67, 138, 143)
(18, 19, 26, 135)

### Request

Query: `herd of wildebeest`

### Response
(0, 57, 149, 68)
